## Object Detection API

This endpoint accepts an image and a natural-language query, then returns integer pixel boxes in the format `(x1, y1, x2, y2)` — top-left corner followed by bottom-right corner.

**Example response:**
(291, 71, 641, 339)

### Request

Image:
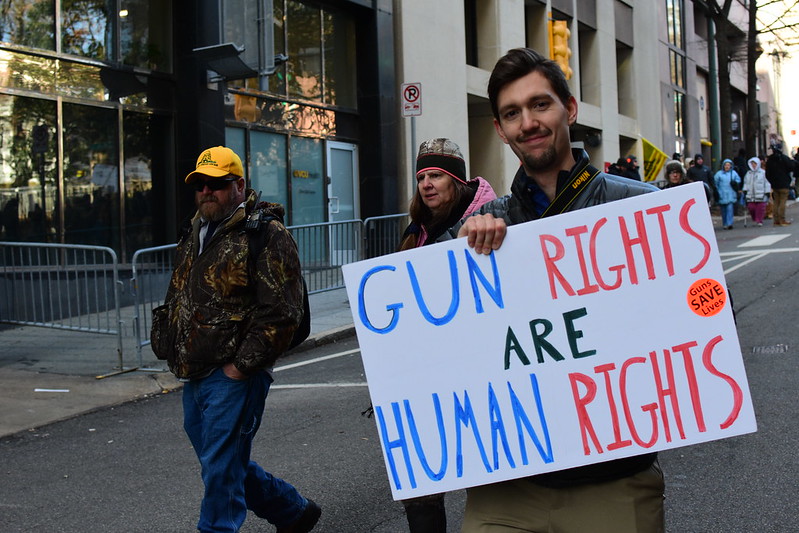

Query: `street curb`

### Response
(288, 325, 357, 354)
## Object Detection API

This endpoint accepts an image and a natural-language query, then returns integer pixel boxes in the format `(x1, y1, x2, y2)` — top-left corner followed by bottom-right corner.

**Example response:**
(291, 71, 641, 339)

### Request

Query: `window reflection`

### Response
(120, 1, 172, 71)
(0, 95, 57, 242)
(61, 0, 112, 60)
(62, 104, 119, 249)
(0, 0, 55, 49)
(323, 11, 356, 109)
(123, 111, 162, 253)
(287, 1, 322, 102)
(1, 50, 57, 94)
(250, 131, 288, 208)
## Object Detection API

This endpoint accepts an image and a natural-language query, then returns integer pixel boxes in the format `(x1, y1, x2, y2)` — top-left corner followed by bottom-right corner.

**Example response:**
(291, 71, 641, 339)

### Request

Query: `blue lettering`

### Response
(508, 375, 554, 465)
(375, 403, 416, 490)
(405, 395, 448, 481)
(465, 250, 504, 313)
(454, 390, 492, 477)
(488, 382, 516, 470)
(407, 250, 460, 326)
(359, 265, 403, 334)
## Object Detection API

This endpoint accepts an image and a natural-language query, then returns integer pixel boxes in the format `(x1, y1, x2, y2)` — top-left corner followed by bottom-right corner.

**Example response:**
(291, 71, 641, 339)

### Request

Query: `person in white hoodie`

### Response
(742, 156, 771, 226)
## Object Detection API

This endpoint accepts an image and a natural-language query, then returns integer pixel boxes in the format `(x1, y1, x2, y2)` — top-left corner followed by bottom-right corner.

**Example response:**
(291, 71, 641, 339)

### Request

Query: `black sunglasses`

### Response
(193, 177, 237, 192)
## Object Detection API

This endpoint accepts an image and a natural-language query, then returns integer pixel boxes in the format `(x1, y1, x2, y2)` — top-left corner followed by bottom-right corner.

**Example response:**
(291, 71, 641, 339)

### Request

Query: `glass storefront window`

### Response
(62, 103, 120, 249)
(123, 111, 165, 254)
(0, 0, 55, 50)
(287, 1, 322, 102)
(0, 49, 57, 95)
(0, 94, 57, 242)
(250, 131, 288, 207)
(61, 0, 113, 61)
(289, 136, 324, 226)
(323, 11, 357, 109)
(120, 1, 172, 72)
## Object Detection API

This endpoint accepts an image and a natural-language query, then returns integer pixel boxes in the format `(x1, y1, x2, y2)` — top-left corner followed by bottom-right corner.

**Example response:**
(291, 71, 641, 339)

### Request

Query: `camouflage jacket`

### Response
(151, 190, 303, 379)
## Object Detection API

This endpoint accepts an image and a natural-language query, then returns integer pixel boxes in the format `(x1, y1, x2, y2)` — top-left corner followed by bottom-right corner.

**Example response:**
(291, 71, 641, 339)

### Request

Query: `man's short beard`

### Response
(522, 145, 557, 172)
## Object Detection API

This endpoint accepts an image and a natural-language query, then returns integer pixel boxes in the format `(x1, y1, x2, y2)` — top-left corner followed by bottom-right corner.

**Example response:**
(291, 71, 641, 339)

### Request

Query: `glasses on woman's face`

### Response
(193, 177, 237, 192)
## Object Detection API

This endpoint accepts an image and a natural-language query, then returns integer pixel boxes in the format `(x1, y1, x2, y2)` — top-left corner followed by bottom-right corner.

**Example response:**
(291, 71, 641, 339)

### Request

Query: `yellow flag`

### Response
(642, 138, 669, 182)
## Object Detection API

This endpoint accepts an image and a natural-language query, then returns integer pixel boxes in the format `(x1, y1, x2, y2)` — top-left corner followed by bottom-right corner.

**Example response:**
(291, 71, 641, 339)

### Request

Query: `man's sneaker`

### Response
(277, 499, 321, 533)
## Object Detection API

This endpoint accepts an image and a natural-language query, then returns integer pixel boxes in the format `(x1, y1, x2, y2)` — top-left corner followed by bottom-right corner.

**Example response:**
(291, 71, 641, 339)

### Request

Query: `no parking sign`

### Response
(401, 82, 422, 117)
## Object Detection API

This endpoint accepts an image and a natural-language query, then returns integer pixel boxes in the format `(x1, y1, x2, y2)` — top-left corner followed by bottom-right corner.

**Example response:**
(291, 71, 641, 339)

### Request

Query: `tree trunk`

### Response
(745, 2, 760, 157)
(715, 19, 734, 163)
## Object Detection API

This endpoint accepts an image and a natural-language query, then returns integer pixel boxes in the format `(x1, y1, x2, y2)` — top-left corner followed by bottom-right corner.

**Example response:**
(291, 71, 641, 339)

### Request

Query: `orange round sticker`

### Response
(687, 278, 727, 317)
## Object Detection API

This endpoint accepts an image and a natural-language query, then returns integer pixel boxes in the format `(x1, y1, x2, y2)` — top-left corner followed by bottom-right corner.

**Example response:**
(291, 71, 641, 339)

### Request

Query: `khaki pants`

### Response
(462, 462, 665, 533)
(772, 188, 789, 224)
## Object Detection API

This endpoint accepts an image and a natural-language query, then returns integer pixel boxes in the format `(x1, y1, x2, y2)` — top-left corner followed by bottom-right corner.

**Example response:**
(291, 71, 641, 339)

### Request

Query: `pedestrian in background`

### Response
(453, 47, 664, 533)
(687, 154, 715, 204)
(714, 158, 742, 230)
(151, 146, 321, 533)
(397, 137, 497, 532)
(661, 159, 689, 188)
(766, 142, 794, 226)
(742, 156, 771, 226)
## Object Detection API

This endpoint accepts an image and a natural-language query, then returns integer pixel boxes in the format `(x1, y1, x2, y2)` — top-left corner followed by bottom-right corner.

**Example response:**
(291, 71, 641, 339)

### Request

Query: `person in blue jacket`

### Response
(714, 158, 742, 229)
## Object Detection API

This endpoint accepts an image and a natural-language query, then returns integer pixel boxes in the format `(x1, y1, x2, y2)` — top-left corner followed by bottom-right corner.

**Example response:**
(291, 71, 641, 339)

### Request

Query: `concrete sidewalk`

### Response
(0, 288, 355, 439)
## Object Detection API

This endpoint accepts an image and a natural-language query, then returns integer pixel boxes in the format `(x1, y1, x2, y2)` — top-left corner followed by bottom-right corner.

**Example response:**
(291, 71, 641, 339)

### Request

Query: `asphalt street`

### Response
(1, 203, 798, 532)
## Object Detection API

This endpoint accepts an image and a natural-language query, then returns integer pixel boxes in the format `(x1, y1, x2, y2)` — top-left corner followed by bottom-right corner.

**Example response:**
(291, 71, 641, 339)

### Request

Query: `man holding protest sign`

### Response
(456, 48, 664, 532)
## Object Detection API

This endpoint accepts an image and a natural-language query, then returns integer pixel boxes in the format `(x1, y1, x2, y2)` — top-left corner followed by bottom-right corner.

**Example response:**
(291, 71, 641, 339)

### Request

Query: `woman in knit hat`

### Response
(662, 159, 688, 188)
(398, 138, 497, 251)
(396, 139, 496, 532)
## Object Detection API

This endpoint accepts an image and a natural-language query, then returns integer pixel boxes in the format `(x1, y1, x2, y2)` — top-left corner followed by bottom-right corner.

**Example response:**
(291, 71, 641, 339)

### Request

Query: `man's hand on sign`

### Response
(458, 213, 507, 255)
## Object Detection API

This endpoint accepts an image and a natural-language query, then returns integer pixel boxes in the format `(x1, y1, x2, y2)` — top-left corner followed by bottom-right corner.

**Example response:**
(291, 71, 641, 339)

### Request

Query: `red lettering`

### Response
(594, 363, 632, 451)
(568, 373, 604, 455)
(702, 335, 744, 429)
(620, 356, 659, 448)
(589, 218, 624, 290)
(679, 198, 711, 273)
(618, 210, 655, 284)
(540, 234, 575, 299)
(565, 226, 600, 296)
(649, 349, 686, 442)
(672, 341, 706, 433)
(645, 204, 675, 276)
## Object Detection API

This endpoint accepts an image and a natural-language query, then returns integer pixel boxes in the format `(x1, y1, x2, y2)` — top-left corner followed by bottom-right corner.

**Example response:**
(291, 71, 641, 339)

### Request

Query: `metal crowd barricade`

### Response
(130, 244, 177, 369)
(287, 219, 364, 293)
(363, 213, 409, 258)
(0, 241, 125, 372)
(0, 214, 411, 377)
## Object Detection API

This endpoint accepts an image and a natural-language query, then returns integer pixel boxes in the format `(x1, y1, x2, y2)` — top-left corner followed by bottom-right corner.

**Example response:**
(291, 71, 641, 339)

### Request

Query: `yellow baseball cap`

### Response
(185, 146, 244, 183)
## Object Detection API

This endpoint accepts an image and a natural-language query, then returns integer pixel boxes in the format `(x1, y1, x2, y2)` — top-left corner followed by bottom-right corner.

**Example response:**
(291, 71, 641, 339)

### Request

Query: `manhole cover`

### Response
(751, 344, 789, 354)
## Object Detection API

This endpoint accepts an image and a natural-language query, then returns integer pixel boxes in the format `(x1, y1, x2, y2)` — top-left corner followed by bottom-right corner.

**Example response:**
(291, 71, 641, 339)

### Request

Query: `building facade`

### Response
(0, 0, 399, 262)
(0, 0, 759, 261)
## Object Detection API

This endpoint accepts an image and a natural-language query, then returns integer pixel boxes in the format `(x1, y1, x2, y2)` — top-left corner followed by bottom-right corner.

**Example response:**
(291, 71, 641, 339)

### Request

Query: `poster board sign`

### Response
(342, 183, 756, 500)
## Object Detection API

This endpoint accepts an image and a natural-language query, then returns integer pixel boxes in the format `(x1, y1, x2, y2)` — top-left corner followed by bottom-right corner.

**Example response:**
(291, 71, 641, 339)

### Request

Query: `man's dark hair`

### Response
(488, 48, 572, 121)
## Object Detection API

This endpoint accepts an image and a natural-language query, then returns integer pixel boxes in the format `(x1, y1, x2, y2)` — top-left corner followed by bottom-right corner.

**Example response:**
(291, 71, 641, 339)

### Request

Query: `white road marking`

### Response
(737, 234, 790, 247)
(719, 247, 799, 274)
(272, 382, 368, 389)
(273, 348, 360, 372)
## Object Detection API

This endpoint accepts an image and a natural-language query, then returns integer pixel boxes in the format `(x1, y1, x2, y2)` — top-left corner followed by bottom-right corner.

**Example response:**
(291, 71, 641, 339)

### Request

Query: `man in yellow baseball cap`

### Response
(184, 145, 245, 183)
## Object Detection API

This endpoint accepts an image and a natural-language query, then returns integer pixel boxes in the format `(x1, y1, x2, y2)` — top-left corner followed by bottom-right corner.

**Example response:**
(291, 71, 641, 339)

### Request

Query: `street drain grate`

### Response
(751, 344, 790, 355)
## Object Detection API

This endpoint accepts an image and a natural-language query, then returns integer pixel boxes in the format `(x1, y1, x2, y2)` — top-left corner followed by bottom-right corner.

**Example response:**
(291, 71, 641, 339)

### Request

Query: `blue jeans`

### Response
(183, 368, 307, 532)
(720, 202, 734, 227)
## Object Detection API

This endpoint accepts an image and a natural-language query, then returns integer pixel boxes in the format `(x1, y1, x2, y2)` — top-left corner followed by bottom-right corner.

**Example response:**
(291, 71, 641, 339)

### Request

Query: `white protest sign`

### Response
(342, 182, 756, 500)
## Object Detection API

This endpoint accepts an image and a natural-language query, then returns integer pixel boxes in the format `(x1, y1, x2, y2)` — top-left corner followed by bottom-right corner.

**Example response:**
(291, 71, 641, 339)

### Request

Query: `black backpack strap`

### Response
(245, 209, 310, 351)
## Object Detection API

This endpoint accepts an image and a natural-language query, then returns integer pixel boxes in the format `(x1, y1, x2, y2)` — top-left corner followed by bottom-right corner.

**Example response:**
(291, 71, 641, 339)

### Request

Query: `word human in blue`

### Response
(375, 373, 554, 491)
